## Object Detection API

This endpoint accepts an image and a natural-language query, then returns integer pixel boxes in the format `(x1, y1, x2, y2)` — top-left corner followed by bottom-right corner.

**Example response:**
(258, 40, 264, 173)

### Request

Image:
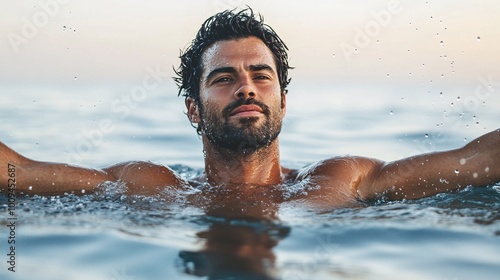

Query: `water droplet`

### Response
(81, 189, 86, 194)
(63, 25, 67, 31)
(476, 36, 481, 41)
(74, 76, 77, 80)
(424, 134, 429, 138)
(28, 186, 33, 191)
(439, 40, 444, 47)
(389, 111, 394, 115)
(454, 169, 459, 174)
(460, 158, 466, 165)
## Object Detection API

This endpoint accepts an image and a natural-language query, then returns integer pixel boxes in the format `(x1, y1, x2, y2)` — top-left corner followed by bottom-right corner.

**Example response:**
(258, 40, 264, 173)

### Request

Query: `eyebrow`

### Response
(249, 64, 274, 73)
(204, 64, 275, 83)
(205, 67, 236, 82)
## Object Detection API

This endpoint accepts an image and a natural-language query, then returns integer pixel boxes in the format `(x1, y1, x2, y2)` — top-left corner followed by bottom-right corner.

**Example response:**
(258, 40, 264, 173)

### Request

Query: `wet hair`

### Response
(174, 8, 292, 104)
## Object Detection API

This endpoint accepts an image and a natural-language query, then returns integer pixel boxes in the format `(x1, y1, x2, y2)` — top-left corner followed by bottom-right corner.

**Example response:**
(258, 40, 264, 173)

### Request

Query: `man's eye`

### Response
(255, 75, 270, 80)
(214, 77, 231, 83)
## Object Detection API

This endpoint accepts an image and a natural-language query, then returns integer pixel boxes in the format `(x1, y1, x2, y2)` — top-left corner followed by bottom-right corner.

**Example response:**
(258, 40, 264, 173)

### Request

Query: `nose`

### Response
(233, 78, 256, 100)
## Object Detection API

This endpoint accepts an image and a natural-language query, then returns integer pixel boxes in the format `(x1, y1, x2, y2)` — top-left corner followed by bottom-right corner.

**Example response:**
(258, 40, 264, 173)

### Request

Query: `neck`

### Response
(201, 136, 283, 186)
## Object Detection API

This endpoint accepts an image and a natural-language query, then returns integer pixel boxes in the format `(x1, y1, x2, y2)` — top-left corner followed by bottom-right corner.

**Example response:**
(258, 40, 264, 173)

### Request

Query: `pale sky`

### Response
(1, 0, 499, 87)
(1, 0, 499, 166)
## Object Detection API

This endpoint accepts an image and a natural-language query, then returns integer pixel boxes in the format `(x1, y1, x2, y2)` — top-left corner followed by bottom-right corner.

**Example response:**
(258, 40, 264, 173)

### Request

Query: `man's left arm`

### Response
(356, 129, 500, 201)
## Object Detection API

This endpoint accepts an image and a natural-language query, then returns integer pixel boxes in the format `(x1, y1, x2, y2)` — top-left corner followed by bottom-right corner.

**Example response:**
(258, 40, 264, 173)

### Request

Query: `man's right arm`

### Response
(0, 141, 116, 195)
(0, 141, 185, 196)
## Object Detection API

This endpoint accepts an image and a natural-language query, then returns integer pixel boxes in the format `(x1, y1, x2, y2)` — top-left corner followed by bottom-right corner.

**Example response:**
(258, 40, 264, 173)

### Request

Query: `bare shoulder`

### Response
(103, 161, 188, 195)
(283, 156, 383, 207)
(296, 156, 382, 180)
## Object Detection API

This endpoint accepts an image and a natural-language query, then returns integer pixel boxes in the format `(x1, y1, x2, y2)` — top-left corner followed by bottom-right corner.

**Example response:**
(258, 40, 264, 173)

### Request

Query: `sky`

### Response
(1, 0, 499, 166)
(1, 0, 500, 88)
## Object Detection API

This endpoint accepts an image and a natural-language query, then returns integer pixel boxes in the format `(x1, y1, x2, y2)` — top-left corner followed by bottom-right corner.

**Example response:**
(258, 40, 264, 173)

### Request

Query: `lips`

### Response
(229, 104, 264, 117)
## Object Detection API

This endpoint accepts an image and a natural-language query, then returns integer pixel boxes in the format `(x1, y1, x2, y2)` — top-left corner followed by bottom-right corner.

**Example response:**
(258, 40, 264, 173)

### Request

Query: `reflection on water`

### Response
(178, 218, 290, 280)
(1, 177, 499, 279)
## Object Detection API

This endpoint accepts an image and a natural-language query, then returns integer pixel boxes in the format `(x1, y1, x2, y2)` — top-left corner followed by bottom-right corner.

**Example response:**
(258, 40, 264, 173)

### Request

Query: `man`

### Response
(1, 9, 499, 211)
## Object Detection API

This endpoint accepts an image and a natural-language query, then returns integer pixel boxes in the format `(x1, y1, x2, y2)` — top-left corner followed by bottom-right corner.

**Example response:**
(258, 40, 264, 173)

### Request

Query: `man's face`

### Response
(187, 37, 286, 153)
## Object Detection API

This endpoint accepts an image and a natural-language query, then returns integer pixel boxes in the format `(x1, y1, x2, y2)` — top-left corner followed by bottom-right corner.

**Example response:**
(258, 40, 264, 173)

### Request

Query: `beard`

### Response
(199, 98, 283, 154)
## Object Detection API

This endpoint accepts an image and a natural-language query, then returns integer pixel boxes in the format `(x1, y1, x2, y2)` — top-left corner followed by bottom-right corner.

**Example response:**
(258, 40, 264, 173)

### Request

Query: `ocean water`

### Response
(0, 81, 499, 280)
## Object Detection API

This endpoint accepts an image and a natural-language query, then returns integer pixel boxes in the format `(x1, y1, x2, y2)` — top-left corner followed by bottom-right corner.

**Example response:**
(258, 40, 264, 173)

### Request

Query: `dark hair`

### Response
(174, 8, 292, 103)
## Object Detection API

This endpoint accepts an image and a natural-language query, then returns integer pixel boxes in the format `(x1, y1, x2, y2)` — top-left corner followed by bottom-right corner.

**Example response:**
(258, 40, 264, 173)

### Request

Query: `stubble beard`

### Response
(200, 99, 282, 154)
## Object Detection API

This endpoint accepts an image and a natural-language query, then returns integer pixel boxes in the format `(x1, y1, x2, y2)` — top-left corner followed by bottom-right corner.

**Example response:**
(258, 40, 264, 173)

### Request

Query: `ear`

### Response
(280, 91, 287, 116)
(185, 97, 201, 123)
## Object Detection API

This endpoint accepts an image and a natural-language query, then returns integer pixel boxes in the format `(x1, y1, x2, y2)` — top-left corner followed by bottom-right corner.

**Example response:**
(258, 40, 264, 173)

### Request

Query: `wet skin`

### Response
(1, 37, 500, 213)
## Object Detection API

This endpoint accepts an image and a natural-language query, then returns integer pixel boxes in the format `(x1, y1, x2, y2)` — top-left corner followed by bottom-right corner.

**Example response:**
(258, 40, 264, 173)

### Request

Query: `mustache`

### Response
(222, 98, 271, 118)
